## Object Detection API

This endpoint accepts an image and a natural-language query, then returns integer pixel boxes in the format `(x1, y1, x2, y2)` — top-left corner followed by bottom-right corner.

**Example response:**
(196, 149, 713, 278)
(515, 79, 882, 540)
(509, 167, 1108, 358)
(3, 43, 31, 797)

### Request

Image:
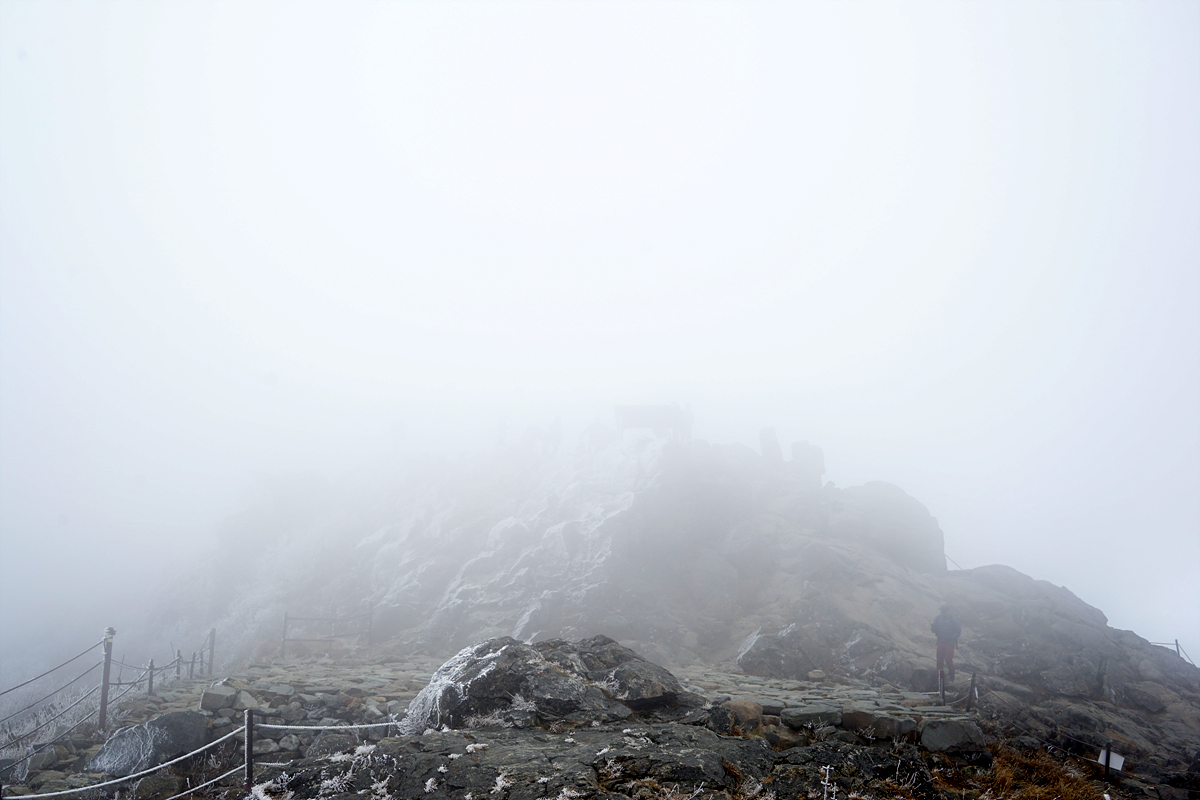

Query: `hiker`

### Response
(931, 604, 961, 683)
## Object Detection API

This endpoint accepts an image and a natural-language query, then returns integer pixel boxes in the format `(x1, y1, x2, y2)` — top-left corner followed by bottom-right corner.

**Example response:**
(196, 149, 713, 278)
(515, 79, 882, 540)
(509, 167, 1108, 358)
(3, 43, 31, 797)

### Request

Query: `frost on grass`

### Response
(252, 777, 296, 800)
(329, 743, 376, 762)
(319, 774, 353, 794)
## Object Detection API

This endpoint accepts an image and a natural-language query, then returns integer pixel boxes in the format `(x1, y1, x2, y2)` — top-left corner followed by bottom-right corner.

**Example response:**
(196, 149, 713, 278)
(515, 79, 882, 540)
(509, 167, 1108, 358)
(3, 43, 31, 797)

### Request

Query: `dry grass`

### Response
(973, 746, 1107, 800)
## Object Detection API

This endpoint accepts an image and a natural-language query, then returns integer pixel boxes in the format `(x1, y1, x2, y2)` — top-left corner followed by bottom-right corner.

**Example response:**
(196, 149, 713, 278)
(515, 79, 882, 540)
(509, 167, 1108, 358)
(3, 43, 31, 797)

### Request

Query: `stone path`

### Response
(139, 655, 977, 732)
(674, 663, 974, 721)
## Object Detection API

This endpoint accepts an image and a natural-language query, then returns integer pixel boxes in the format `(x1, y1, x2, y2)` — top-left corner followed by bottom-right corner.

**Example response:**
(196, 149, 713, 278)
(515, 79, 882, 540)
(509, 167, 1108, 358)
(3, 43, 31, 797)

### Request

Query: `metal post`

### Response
(98, 628, 115, 731)
(966, 672, 977, 711)
(244, 709, 255, 792)
(148, 659, 155, 696)
(1176, 639, 1181, 658)
(1103, 740, 1112, 779)
(208, 629, 216, 675)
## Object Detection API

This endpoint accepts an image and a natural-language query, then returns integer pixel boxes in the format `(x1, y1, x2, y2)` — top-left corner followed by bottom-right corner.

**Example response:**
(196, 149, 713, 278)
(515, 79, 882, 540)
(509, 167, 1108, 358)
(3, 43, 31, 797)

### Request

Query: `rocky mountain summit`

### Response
(4, 633, 1183, 800)
(144, 431, 1198, 792)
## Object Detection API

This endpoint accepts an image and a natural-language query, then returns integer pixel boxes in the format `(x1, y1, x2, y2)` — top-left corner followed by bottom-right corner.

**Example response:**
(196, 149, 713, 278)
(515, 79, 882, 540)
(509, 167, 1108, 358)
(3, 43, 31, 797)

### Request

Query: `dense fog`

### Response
(1, 2, 1197, 684)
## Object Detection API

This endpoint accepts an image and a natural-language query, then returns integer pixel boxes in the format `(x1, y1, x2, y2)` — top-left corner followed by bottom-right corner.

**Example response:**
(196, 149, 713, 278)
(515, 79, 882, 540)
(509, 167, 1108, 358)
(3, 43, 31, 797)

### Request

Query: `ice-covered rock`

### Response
(86, 711, 208, 777)
(400, 635, 702, 734)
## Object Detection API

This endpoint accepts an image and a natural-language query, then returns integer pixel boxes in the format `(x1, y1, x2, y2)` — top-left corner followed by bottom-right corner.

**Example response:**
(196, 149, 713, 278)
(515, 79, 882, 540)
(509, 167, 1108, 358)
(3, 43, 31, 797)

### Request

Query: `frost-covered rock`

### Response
(400, 635, 702, 734)
(86, 711, 208, 777)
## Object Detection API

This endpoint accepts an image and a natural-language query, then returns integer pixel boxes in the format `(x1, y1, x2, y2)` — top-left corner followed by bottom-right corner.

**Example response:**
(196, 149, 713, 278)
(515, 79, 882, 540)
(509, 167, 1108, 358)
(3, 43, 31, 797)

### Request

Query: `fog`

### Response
(1, 1, 1197, 677)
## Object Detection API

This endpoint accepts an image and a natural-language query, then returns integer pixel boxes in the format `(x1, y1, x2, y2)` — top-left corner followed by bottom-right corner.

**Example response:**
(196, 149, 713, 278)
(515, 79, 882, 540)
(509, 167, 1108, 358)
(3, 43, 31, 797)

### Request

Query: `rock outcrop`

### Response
(86, 711, 208, 778)
(146, 434, 1199, 789)
(400, 635, 703, 734)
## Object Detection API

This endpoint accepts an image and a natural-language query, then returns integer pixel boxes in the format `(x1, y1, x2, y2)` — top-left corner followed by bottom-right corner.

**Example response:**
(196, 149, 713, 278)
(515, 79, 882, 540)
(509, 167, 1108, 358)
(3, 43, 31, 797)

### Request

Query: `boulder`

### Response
(918, 718, 987, 753)
(400, 635, 700, 734)
(199, 685, 237, 712)
(87, 711, 209, 777)
(781, 704, 843, 729)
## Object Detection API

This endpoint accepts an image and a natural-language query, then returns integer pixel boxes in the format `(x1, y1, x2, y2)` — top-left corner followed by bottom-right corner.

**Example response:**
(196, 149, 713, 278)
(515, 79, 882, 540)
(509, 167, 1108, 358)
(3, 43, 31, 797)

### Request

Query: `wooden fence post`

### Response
(208, 629, 216, 675)
(189, 652, 196, 679)
(176, 651, 182, 680)
(98, 627, 115, 731)
(244, 709, 255, 792)
(938, 669, 946, 705)
(148, 659, 155, 696)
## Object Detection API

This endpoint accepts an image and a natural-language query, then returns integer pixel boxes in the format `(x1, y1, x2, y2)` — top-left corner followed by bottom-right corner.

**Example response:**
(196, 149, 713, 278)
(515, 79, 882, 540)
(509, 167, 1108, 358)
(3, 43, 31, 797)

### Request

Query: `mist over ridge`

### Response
(1, 1, 1197, 701)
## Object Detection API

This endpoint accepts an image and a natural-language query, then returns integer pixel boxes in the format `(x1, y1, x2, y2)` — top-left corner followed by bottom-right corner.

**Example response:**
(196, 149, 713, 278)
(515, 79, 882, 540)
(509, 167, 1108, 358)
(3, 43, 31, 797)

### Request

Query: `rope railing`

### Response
(161, 765, 243, 800)
(4, 708, 407, 800)
(3, 686, 100, 748)
(3, 707, 99, 774)
(258, 721, 399, 731)
(1149, 640, 1194, 665)
(1, 626, 218, 773)
(13, 725, 247, 799)
(0, 661, 102, 727)
(0, 641, 105, 698)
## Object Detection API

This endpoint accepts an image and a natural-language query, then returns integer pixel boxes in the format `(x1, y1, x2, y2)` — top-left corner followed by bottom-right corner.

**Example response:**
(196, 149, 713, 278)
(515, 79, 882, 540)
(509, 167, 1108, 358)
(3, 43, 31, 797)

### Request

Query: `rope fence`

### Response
(281, 609, 372, 658)
(0, 625, 220, 790)
(0, 641, 105, 698)
(0, 661, 102, 727)
(1149, 640, 1194, 666)
(6, 711, 405, 800)
(10, 725, 247, 799)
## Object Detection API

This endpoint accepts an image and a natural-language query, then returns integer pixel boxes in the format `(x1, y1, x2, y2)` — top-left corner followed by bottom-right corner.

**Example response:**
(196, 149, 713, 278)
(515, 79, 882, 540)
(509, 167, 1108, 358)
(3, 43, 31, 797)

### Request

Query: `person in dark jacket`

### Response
(931, 604, 962, 682)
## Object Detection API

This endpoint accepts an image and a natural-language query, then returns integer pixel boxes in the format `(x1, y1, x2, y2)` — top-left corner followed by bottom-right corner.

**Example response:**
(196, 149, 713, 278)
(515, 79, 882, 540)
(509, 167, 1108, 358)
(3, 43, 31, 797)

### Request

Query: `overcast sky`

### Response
(2, 2, 1197, 661)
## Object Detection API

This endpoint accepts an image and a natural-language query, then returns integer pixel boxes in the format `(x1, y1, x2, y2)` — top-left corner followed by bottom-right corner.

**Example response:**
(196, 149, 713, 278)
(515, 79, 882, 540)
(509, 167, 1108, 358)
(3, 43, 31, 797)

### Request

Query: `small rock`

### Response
(780, 704, 842, 729)
(199, 685, 237, 712)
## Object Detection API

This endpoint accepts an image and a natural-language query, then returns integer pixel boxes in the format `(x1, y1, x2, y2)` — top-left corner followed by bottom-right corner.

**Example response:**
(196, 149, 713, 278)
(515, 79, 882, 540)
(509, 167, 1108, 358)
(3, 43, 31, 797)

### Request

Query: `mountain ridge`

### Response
(152, 433, 1199, 781)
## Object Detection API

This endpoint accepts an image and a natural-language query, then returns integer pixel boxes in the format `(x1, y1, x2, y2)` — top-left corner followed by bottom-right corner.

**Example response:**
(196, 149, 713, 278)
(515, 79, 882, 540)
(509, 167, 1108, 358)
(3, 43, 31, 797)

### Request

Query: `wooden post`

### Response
(1103, 740, 1112, 779)
(98, 628, 115, 731)
(244, 709, 255, 792)
(189, 652, 196, 679)
(966, 672, 977, 711)
(1176, 639, 1181, 658)
(148, 659, 155, 696)
(176, 651, 182, 680)
(208, 629, 216, 675)
(282, 612, 289, 659)
(938, 669, 946, 705)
